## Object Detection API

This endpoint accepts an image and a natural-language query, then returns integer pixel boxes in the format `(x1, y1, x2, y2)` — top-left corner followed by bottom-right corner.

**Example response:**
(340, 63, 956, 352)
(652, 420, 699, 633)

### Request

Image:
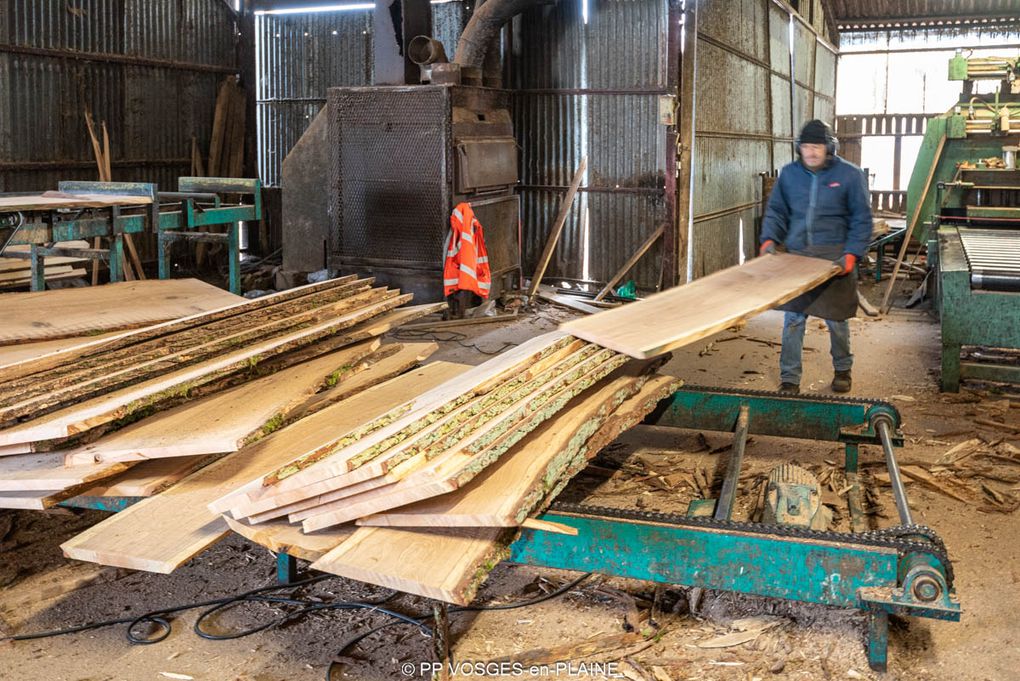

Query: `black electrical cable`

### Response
(2, 569, 592, 680)
(326, 572, 593, 681)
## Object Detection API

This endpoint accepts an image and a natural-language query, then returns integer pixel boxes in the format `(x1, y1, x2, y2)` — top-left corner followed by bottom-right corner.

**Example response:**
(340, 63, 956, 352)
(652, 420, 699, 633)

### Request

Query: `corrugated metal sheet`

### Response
(0, 0, 236, 206)
(255, 1, 471, 187)
(513, 0, 670, 289)
(831, 0, 1020, 24)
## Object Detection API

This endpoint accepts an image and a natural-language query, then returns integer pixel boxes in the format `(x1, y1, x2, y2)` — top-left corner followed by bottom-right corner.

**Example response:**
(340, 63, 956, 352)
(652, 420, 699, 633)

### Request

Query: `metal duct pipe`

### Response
(409, 35, 448, 65)
(453, 0, 543, 73)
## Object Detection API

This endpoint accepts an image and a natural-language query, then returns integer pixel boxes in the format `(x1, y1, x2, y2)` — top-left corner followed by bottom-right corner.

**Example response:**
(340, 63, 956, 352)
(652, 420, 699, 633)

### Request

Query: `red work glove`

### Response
(759, 240, 777, 256)
(835, 253, 857, 275)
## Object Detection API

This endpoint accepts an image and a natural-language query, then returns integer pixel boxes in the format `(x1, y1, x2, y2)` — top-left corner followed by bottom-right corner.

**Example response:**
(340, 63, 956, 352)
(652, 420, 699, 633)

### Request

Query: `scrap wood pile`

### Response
(0, 275, 444, 514)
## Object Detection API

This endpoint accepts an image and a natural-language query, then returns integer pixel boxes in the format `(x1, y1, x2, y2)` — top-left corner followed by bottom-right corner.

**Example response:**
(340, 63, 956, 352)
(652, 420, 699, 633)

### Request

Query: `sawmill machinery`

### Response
(0, 177, 261, 295)
(282, 0, 522, 306)
(907, 52, 1020, 390)
(60, 385, 960, 672)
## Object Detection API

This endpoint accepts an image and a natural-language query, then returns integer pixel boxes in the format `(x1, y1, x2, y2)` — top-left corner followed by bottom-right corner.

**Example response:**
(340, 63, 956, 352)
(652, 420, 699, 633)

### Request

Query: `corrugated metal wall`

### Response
(512, 0, 672, 289)
(0, 0, 238, 196)
(255, 2, 472, 186)
(689, 0, 837, 278)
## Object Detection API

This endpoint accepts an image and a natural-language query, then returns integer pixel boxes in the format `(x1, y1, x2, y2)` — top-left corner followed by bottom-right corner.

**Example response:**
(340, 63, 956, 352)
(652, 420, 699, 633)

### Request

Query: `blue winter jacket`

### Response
(761, 155, 873, 258)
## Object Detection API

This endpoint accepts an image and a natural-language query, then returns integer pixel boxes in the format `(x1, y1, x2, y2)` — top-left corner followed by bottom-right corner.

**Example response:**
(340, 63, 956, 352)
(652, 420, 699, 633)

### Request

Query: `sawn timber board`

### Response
(560, 253, 839, 358)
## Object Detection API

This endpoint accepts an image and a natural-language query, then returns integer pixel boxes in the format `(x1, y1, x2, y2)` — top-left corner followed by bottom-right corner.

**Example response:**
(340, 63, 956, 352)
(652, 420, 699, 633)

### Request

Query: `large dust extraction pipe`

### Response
(453, 0, 543, 71)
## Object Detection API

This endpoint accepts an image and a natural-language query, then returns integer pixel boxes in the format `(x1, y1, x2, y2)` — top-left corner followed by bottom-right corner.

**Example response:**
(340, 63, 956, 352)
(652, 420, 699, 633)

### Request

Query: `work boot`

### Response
(832, 371, 852, 393)
(778, 382, 800, 395)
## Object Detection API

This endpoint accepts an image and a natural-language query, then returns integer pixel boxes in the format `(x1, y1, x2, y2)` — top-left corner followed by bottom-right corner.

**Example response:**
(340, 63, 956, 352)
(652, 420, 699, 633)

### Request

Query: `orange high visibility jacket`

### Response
(443, 202, 491, 298)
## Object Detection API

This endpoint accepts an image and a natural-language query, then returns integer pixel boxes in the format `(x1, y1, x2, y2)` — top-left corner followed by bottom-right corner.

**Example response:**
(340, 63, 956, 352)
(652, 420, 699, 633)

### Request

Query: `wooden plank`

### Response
(214, 331, 572, 510)
(281, 341, 438, 426)
(0, 300, 440, 447)
(0, 333, 119, 374)
(358, 374, 680, 528)
(526, 157, 587, 300)
(0, 278, 242, 345)
(0, 193, 152, 212)
(223, 515, 351, 563)
(297, 350, 630, 531)
(594, 225, 664, 301)
(0, 285, 391, 418)
(59, 361, 471, 573)
(226, 340, 596, 522)
(310, 524, 512, 606)
(80, 456, 211, 497)
(0, 490, 66, 510)
(0, 276, 358, 380)
(0, 268, 88, 289)
(0, 452, 131, 491)
(561, 253, 839, 359)
(62, 340, 384, 465)
(536, 286, 604, 315)
(0, 265, 77, 283)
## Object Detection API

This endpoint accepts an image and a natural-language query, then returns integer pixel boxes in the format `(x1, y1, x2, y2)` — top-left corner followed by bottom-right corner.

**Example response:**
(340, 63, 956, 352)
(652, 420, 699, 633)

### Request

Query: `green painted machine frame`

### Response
(58, 386, 960, 672)
(930, 228, 1020, 391)
(905, 54, 1020, 391)
(0, 177, 261, 295)
(511, 386, 959, 672)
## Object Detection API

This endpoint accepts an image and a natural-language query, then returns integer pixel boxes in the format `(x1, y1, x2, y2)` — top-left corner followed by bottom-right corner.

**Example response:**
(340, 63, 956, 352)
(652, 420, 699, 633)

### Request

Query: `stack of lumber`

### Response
(0, 275, 444, 512)
(58, 255, 841, 608)
(0, 241, 91, 289)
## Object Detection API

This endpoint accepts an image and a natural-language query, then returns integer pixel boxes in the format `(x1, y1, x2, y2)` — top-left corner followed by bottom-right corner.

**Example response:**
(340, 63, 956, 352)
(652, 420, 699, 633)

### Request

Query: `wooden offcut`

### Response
(561, 253, 839, 359)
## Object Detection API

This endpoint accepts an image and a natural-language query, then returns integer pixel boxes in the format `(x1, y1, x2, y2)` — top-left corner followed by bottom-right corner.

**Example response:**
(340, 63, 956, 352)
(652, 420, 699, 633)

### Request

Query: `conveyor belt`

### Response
(959, 228, 1020, 291)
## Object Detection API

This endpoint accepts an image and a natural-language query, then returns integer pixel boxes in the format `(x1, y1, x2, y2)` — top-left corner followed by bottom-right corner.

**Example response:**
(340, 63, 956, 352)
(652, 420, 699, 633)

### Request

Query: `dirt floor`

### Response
(1, 279, 1018, 681)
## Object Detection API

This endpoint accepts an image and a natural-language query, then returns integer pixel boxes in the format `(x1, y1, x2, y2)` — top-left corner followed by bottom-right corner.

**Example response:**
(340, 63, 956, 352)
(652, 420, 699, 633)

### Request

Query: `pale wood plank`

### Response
(59, 361, 471, 573)
(0, 333, 119, 373)
(223, 515, 350, 563)
(212, 331, 571, 512)
(61, 340, 384, 465)
(0, 193, 152, 211)
(561, 253, 839, 359)
(0, 490, 66, 510)
(0, 452, 131, 491)
(298, 351, 630, 531)
(0, 278, 242, 345)
(0, 268, 88, 289)
(80, 456, 211, 497)
(310, 524, 512, 606)
(228, 339, 593, 519)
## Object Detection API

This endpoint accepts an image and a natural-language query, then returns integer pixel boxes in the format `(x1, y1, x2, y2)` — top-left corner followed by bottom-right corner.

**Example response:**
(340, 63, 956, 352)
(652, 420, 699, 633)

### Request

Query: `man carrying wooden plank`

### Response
(760, 119, 873, 395)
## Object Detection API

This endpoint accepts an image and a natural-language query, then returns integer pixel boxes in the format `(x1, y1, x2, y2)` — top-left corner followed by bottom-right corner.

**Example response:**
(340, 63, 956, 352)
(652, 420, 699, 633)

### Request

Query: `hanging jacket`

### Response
(443, 202, 491, 299)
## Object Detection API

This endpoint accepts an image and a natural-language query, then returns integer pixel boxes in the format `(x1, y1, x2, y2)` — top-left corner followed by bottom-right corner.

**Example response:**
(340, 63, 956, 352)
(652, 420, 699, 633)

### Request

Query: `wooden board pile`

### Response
(159, 331, 678, 604)
(0, 275, 444, 513)
(0, 241, 91, 289)
(51, 254, 843, 608)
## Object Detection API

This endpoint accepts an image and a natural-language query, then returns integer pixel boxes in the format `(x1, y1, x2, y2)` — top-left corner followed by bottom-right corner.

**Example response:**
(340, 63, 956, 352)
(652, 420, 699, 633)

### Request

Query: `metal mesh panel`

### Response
(329, 86, 451, 268)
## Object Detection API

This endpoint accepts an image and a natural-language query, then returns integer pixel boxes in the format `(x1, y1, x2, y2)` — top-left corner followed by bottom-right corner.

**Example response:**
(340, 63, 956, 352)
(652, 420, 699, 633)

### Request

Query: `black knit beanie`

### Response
(799, 119, 833, 145)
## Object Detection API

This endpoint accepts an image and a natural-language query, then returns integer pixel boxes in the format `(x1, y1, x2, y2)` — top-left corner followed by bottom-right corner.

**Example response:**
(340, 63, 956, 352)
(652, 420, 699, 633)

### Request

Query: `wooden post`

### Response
(879, 133, 946, 314)
(526, 157, 587, 301)
(593, 225, 665, 301)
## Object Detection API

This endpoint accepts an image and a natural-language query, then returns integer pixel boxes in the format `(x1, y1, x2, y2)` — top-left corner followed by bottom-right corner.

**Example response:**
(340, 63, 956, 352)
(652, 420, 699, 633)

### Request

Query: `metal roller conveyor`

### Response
(959, 228, 1020, 291)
